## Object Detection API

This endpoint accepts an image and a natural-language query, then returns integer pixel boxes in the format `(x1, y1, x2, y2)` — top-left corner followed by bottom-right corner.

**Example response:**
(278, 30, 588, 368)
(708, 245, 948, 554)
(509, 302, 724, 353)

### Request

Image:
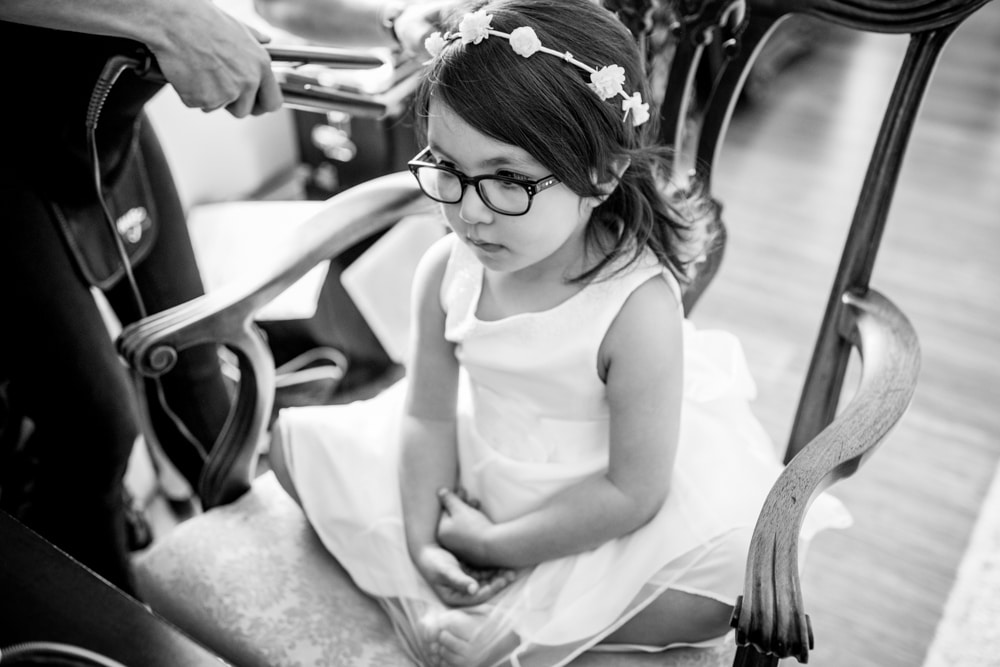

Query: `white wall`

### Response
(145, 85, 300, 212)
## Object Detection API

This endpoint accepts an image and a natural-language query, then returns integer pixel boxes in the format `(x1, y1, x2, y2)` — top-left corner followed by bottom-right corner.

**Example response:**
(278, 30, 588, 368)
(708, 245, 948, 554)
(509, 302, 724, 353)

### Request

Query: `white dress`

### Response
(277, 235, 851, 666)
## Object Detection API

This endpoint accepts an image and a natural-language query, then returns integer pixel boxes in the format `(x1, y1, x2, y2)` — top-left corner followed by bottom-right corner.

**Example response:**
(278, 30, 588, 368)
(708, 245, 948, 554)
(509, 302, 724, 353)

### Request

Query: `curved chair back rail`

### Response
(732, 288, 921, 664)
(757, 0, 992, 32)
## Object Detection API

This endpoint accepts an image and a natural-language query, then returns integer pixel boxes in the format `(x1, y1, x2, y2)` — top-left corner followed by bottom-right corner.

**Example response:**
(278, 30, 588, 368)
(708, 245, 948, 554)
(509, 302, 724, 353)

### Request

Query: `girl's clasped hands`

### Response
(415, 487, 518, 607)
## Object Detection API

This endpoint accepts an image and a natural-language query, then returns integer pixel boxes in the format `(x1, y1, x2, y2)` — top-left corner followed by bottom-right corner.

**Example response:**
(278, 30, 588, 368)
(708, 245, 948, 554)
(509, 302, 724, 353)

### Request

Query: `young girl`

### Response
(269, 1, 850, 665)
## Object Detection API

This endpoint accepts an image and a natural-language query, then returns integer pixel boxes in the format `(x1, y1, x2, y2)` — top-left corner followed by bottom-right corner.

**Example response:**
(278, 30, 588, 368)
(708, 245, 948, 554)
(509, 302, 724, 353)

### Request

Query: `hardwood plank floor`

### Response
(691, 7, 1000, 666)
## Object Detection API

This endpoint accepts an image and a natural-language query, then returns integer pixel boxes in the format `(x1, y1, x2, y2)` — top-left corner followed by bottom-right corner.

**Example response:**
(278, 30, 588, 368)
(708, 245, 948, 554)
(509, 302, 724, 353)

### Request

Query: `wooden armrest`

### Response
(731, 288, 920, 663)
(117, 171, 432, 507)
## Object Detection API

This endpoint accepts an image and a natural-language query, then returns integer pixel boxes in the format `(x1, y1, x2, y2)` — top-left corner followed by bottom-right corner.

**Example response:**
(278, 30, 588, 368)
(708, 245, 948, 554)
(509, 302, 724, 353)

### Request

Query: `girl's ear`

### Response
(589, 157, 632, 204)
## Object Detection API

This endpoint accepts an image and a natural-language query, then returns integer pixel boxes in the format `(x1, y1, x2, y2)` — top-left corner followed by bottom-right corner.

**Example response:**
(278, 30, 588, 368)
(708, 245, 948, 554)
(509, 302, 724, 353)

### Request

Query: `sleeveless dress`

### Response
(277, 235, 851, 666)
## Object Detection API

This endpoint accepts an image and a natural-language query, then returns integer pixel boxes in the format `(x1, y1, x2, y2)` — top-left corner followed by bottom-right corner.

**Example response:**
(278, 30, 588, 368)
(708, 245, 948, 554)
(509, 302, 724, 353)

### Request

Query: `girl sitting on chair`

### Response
(268, 1, 850, 665)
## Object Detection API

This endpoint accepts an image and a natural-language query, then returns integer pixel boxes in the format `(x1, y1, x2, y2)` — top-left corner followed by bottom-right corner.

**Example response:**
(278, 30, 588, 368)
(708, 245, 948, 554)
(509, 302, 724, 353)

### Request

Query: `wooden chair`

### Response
(649, 1, 985, 664)
(119, 0, 989, 664)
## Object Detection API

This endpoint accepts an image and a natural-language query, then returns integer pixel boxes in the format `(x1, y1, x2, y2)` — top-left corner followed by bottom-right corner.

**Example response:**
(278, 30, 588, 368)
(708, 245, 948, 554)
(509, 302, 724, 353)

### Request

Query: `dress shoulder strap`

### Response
(594, 247, 682, 307)
(439, 235, 482, 333)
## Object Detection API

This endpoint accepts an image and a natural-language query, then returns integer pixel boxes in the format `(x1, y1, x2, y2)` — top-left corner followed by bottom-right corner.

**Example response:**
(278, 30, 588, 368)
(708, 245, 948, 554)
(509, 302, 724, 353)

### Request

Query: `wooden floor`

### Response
(692, 7, 1000, 667)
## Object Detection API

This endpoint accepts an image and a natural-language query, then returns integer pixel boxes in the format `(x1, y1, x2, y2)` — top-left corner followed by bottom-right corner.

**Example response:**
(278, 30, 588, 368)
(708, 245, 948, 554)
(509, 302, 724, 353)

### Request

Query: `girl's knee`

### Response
(602, 589, 733, 647)
(672, 592, 734, 641)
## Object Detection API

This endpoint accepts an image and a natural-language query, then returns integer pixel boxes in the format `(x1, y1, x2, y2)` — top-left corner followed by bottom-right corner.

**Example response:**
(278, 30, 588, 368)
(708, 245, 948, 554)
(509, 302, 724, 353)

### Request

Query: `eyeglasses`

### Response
(407, 148, 561, 216)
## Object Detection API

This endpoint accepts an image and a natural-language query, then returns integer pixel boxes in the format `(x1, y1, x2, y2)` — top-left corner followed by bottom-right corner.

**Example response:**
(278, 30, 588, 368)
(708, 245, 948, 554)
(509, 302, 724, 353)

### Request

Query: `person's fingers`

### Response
(225, 90, 257, 118)
(478, 574, 511, 598)
(245, 24, 273, 44)
(435, 584, 483, 607)
(471, 568, 496, 583)
(228, 65, 282, 117)
(437, 631, 466, 663)
(437, 487, 460, 514)
(200, 102, 227, 114)
(252, 73, 284, 115)
(447, 570, 478, 595)
(481, 568, 518, 596)
(430, 550, 478, 594)
(455, 486, 481, 509)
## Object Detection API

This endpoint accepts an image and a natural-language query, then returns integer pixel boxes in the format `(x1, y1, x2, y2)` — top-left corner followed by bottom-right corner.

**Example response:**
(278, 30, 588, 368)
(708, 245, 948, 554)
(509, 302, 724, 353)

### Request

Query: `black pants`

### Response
(0, 116, 230, 593)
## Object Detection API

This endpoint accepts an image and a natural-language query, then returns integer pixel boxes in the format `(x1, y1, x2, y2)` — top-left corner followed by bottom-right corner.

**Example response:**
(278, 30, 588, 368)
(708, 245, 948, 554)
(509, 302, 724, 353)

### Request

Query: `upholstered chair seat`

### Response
(133, 472, 735, 667)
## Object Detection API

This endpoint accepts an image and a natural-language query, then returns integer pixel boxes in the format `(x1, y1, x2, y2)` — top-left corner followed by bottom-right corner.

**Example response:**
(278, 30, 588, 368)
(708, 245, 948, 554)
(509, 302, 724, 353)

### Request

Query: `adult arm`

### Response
(253, 0, 459, 53)
(438, 275, 685, 569)
(1, 0, 282, 117)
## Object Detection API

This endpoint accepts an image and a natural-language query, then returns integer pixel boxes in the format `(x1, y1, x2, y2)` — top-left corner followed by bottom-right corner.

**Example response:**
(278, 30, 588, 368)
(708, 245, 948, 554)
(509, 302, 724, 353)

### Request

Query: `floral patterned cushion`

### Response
(132, 472, 734, 667)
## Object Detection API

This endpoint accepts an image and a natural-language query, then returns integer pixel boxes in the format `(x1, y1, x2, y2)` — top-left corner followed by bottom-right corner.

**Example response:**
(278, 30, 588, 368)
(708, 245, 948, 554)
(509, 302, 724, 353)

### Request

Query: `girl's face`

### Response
(425, 100, 595, 279)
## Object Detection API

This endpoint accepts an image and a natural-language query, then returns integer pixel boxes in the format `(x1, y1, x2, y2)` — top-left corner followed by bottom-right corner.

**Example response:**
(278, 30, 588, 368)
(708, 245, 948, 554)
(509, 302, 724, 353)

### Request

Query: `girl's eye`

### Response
(428, 154, 453, 168)
(494, 179, 524, 191)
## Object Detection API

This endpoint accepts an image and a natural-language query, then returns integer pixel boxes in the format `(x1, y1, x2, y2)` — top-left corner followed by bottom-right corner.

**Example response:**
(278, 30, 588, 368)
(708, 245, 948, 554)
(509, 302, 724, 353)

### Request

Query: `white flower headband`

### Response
(424, 9, 650, 127)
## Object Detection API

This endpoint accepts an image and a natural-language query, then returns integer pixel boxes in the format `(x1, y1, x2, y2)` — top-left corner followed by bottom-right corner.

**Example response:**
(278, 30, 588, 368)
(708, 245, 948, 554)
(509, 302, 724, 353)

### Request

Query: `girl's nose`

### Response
(459, 185, 495, 225)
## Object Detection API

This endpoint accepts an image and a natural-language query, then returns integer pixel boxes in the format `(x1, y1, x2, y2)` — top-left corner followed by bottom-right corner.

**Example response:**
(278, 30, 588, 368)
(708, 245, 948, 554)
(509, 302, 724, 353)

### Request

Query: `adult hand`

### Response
(393, 0, 461, 55)
(414, 543, 516, 608)
(149, 1, 283, 117)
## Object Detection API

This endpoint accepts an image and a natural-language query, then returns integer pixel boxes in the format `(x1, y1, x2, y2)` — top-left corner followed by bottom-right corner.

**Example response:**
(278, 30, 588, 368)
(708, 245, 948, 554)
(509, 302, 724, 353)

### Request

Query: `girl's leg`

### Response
(423, 589, 731, 666)
(602, 529, 751, 648)
(601, 589, 733, 647)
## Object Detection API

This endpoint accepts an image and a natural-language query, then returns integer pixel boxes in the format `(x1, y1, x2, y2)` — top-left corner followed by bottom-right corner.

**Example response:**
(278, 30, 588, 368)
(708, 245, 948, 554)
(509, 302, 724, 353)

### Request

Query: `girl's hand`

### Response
(414, 544, 516, 607)
(436, 487, 496, 567)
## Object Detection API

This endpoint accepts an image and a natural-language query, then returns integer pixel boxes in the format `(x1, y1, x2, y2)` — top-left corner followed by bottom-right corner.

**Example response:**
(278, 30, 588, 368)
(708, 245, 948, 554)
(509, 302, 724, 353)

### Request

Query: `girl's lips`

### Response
(467, 235, 503, 252)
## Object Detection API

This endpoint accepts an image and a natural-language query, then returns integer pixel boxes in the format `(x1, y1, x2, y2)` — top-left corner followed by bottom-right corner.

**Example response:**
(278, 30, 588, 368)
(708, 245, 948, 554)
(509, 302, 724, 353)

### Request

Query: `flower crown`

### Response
(424, 9, 650, 127)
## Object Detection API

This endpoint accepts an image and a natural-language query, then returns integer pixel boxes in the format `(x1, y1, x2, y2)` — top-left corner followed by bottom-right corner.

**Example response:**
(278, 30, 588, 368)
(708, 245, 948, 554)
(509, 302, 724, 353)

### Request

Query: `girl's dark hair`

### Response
(413, 0, 713, 285)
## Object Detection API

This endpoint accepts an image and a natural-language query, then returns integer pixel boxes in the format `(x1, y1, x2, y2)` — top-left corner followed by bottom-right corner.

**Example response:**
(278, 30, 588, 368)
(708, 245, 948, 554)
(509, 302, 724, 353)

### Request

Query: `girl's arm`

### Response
(400, 238, 459, 559)
(399, 237, 514, 605)
(438, 275, 685, 570)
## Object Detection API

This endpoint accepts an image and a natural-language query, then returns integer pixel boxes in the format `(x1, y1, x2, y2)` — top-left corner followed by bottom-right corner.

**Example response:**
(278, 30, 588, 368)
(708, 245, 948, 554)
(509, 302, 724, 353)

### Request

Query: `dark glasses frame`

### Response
(407, 147, 561, 216)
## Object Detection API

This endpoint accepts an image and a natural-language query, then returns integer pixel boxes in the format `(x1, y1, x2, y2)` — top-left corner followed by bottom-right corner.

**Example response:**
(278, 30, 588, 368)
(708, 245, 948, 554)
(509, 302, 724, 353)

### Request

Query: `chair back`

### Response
(607, 1, 986, 663)
(610, 0, 985, 460)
